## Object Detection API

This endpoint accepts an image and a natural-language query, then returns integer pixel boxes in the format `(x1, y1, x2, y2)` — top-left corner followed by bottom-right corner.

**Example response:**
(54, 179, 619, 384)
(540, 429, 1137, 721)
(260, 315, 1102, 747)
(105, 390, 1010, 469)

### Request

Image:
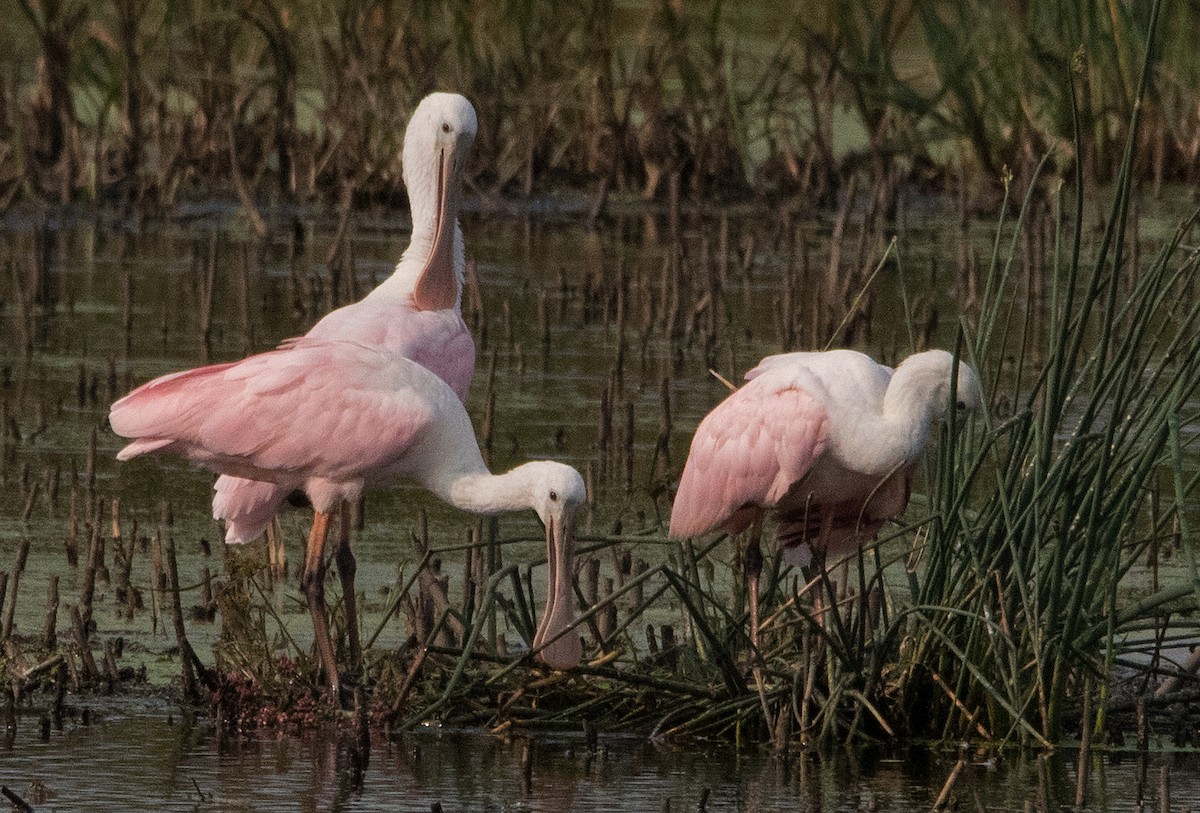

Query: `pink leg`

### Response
(301, 511, 339, 698)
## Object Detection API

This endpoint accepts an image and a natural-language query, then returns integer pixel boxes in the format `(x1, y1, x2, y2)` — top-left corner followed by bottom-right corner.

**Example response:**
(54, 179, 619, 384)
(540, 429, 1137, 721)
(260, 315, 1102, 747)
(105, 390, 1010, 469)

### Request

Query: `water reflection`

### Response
(2, 700, 1199, 812)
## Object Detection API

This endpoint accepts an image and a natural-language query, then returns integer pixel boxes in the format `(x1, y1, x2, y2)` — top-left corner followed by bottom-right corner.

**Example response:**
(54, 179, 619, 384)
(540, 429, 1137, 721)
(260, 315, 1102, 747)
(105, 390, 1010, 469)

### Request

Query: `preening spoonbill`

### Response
(214, 91, 478, 545)
(110, 338, 585, 697)
(669, 349, 982, 643)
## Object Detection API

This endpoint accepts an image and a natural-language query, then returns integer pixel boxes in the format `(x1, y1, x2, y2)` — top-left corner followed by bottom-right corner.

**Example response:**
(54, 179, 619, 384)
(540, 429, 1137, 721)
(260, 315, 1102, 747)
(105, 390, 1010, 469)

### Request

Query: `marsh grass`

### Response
(1, 130, 1196, 748)
(898, 0, 1200, 746)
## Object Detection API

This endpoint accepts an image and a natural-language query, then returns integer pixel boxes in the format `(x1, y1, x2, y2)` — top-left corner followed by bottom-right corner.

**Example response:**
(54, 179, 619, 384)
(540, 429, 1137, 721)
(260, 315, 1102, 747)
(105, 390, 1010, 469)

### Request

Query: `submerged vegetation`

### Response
(0, 0, 1199, 211)
(0, 0, 1197, 768)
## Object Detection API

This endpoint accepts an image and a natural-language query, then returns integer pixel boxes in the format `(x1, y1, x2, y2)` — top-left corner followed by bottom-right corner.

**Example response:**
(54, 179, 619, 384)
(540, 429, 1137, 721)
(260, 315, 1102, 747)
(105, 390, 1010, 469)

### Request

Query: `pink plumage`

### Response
(304, 304, 476, 401)
(668, 385, 830, 542)
(110, 339, 443, 502)
(670, 349, 982, 567)
(109, 94, 593, 695)
(110, 335, 588, 693)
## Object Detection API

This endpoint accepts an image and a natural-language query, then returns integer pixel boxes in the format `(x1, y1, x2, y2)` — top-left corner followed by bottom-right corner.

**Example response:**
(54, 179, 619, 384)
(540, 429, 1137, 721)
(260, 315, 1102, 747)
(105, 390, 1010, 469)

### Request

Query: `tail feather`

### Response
(116, 437, 175, 461)
(109, 361, 240, 440)
(213, 475, 289, 545)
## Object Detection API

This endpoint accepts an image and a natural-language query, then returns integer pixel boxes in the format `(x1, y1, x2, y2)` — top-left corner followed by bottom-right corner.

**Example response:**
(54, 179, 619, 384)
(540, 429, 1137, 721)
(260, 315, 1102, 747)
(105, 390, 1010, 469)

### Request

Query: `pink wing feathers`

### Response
(406, 323, 475, 402)
(669, 381, 831, 539)
(110, 360, 242, 459)
(110, 340, 440, 484)
(208, 297, 476, 544)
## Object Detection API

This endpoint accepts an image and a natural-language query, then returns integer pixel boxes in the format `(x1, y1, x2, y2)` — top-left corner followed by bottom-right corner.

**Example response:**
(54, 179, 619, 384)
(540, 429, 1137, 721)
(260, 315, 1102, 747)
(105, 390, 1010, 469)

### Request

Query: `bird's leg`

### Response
(744, 514, 774, 724)
(335, 501, 362, 673)
(301, 510, 339, 698)
(745, 514, 764, 651)
(811, 511, 834, 625)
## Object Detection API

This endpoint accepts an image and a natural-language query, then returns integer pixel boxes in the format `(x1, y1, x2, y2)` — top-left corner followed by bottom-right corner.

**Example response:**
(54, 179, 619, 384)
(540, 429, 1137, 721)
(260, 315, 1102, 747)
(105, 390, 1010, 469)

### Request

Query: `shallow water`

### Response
(0, 200, 966, 671)
(2, 698, 1199, 812)
(1, 198, 1196, 676)
(1, 197, 1199, 808)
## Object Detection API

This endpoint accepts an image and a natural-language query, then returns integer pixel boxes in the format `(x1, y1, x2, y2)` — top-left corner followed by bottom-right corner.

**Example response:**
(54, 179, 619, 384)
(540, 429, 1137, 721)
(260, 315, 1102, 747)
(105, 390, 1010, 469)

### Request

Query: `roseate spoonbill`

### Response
(213, 91, 479, 547)
(109, 338, 585, 696)
(669, 349, 982, 644)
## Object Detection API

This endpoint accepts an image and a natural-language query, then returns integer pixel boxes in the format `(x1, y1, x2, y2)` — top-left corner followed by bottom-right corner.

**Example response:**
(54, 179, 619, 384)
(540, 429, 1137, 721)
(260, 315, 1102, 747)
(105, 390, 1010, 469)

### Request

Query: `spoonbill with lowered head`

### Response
(669, 349, 982, 644)
(110, 337, 585, 697)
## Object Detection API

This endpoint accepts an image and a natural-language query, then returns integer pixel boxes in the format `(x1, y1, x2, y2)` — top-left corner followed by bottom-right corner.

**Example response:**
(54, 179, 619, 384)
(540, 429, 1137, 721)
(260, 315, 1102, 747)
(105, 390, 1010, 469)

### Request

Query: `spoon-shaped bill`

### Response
(532, 513, 581, 670)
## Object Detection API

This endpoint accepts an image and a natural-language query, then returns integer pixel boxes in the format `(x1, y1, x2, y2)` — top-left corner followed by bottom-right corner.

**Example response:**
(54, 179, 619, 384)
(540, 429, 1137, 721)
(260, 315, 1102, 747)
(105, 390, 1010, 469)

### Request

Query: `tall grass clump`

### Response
(587, 0, 1200, 748)
(893, 0, 1200, 745)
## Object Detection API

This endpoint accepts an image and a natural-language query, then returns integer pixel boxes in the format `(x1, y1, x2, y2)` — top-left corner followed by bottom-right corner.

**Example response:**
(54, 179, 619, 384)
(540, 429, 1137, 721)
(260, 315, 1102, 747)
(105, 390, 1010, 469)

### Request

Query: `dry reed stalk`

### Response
(1074, 687, 1093, 811)
(69, 605, 98, 683)
(1, 539, 30, 641)
(102, 639, 119, 689)
(929, 669, 991, 740)
(596, 376, 612, 480)
(149, 530, 163, 635)
(480, 350, 496, 466)
(598, 578, 617, 645)
(41, 576, 59, 648)
(78, 514, 103, 635)
(85, 427, 96, 514)
(266, 519, 286, 581)
(582, 558, 600, 608)
(933, 758, 967, 811)
(20, 480, 39, 522)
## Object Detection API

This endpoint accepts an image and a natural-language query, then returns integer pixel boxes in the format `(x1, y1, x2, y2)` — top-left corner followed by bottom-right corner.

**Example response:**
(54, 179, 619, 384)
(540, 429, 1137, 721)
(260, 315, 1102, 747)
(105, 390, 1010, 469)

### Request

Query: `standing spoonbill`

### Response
(110, 338, 585, 697)
(668, 349, 981, 644)
(211, 93, 479, 668)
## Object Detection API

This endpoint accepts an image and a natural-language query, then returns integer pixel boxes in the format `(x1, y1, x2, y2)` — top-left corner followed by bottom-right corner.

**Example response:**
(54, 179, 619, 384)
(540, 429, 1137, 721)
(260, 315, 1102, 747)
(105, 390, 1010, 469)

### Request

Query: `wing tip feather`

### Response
(116, 437, 174, 460)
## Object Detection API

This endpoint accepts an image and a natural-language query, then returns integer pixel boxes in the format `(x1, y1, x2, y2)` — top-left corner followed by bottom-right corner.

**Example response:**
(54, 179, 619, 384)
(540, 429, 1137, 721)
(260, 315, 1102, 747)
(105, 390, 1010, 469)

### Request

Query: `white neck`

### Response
(874, 366, 938, 462)
(420, 452, 535, 516)
(831, 367, 937, 476)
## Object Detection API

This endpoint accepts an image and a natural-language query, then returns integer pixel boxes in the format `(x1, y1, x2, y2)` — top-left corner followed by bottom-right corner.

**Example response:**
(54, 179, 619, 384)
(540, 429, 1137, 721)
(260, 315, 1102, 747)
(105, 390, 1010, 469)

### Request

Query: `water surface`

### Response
(1, 199, 1199, 809)
(3, 698, 1199, 812)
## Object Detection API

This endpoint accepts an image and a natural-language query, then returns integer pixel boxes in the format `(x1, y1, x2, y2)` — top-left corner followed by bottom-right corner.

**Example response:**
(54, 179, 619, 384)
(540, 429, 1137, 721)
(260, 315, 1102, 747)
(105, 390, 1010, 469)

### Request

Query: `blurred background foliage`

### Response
(0, 0, 1195, 210)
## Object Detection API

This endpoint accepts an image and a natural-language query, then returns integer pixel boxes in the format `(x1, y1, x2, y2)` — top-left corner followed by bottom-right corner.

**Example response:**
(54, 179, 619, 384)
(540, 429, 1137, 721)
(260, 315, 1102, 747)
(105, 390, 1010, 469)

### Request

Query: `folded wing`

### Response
(109, 340, 443, 483)
(668, 381, 830, 539)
